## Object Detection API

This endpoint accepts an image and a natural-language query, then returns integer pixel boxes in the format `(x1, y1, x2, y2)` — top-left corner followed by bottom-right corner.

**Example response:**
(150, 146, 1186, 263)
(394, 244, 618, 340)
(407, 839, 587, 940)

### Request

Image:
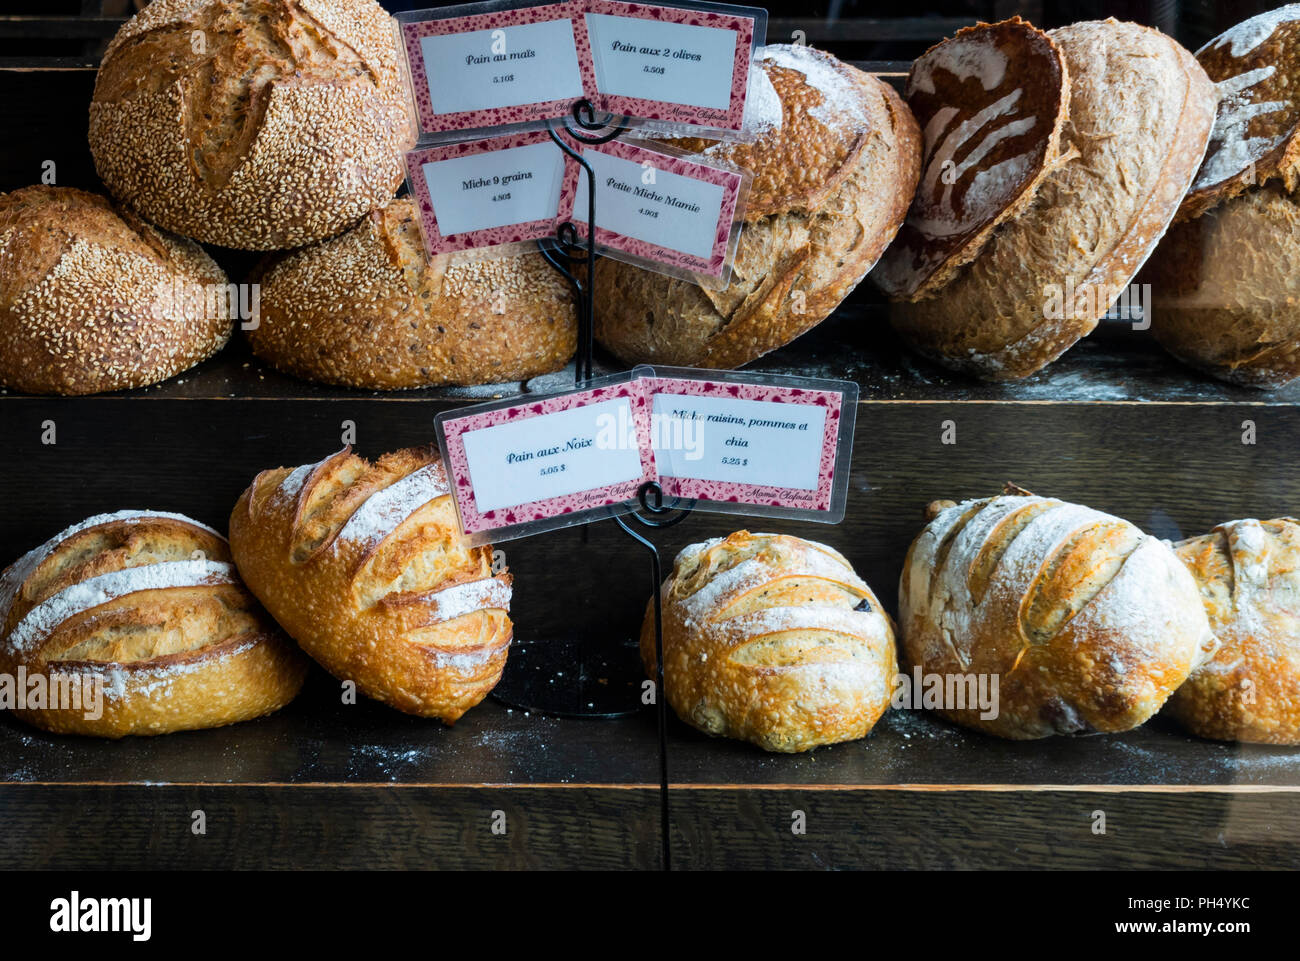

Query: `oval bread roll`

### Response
(890, 19, 1216, 380)
(899, 490, 1218, 739)
(249, 198, 577, 388)
(0, 185, 231, 395)
(642, 531, 897, 753)
(89, 0, 413, 250)
(229, 446, 512, 722)
(1166, 518, 1300, 744)
(594, 44, 921, 369)
(0, 511, 306, 738)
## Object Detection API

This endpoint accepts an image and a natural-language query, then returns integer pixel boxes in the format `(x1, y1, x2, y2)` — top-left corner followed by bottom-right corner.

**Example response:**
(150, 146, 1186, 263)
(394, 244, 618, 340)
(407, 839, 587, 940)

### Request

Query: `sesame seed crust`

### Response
(249, 197, 577, 389)
(89, 0, 414, 251)
(0, 185, 233, 396)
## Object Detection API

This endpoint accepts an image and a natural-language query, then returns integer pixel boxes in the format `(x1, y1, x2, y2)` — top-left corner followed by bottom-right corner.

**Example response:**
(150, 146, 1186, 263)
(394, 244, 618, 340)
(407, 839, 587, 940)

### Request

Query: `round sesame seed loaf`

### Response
(0, 185, 232, 396)
(592, 44, 922, 370)
(888, 19, 1216, 381)
(249, 197, 577, 389)
(89, 0, 414, 251)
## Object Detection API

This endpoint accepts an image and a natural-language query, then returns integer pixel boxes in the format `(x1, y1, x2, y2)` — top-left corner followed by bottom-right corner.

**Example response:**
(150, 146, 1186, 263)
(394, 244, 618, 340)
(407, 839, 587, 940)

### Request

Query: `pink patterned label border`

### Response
(651, 377, 844, 511)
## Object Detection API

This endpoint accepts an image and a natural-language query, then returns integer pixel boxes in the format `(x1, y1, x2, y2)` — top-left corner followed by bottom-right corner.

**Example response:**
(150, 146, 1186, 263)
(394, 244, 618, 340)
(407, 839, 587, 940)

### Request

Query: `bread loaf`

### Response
(0, 185, 231, 395)
(874, 18, 1071, 299)
(642, 531, 897, 753)
(0, 511, 306, 737)
(229, 446, 512, 722)
(89, 0, 414, 250)
(249, 198, 576, 389)
(1144, 8, 1300, 389)
(899, 489, 1217, 739)
(593, 44, 921, 369)
(1166, 517, 1300, 744)
(888, 19, 1216, 380)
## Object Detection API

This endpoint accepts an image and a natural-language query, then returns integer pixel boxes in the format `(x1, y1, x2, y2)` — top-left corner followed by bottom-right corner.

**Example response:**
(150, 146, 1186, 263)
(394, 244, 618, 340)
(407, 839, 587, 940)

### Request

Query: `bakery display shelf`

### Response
(4, 397, 1299, 868)
(3, 307, 1297, 406)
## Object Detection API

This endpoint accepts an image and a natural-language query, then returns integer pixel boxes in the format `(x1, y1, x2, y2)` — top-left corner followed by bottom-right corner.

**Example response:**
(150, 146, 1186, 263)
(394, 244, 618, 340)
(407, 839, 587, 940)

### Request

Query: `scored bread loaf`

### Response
(642, 531, 897, 753)
(0, 185, 231, 395)
(89, 0, 414, 250)
(249, 197, 577, 389)
(899, 488, 1217, 739)
(229, 446, 512, 722)
(888, 19, 1216, 380)
(1144, 7, 1300, 389)
(594, 44, 921, 369)
(1166, 518, 1300, 744)
(874, 17, 1071, 300)
(0, 510, 306, 737)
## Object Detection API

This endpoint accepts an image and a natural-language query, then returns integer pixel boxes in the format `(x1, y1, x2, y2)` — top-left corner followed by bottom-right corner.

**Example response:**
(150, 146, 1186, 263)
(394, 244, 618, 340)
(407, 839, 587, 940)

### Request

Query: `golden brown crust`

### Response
(1166, 518, 1300, 744)
(1146, 183, 1300, 388)
(898, 493, 1217, 739)
(0, 511, 306, 738)
(249, 198, 577, 388)
(642, 531, 897, 753)
(875, 18, 1070, 299)
(228, 445, 512, 722)
(1180, 8, 1300, 221)
(0, 185, 232, 395)
(89, 0, 414, 250)
(889, 19, 1217, 380)
(594, 45, 921, 369)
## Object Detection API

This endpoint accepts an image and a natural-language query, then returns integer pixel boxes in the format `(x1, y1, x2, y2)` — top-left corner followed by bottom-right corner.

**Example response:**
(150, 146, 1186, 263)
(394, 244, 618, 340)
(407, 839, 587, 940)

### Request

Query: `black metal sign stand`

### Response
(488, 100, 694, 870)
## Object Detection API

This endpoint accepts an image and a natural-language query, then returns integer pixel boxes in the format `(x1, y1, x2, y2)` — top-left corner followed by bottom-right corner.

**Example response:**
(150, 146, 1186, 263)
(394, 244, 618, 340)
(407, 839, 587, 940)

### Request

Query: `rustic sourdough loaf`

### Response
(0, 511, 306, 737)
(249, 198, 576, 389)
(874, 18, 1071, 300)
(888, 19, 1216, 380)
(229, 446, 512, 722)
(1145, 7, 1300, 388)
(0, 185, 231, 395)
(89, 0, 414, 250)
(643, 531, 897, 753)
(593, 44, 921, 369)
(1166, 517, 1300, 744)
(899, 488, 1218, 739)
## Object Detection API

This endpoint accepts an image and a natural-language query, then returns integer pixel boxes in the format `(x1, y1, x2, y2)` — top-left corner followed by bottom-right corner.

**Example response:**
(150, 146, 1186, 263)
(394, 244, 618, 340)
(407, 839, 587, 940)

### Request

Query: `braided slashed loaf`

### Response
(643, 531, 897, 753)
(229, 446, 512, 721)
(1166, 517, 1300, 744)
(899, 491, 1217, 739)
(0, 510, 306, 737)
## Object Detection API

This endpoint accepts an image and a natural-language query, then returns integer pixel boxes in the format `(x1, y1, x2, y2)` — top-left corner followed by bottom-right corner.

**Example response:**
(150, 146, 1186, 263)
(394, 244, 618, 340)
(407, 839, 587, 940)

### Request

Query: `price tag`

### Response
(573, 138, 748, 284)
(435, 368, 856, 543)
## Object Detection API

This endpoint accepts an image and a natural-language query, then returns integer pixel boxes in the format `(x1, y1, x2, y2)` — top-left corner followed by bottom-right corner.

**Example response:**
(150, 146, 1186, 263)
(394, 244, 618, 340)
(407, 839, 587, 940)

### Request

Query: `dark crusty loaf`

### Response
(889, 20, 1216, 380)
(1166, 517, 1300, 744)
(249, 198, 576, 389)
(1145, 8, 1300, 389)
(899, 488, 1217, 739)
(0, 185, 231, 395)
(0, 510, 306, 737)
(229, 446, 513, 722)
(593, 44, 921, 369)
(89, 0, 414, 250)
(874, 18, 1071, 300)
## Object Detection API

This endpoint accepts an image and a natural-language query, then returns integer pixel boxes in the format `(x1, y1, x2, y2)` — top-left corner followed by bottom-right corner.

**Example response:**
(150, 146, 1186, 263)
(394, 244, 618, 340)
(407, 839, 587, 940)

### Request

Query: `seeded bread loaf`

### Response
(249, 198, 576, 389)
(89, 0, 414, 250)
(1166, 517, 1300, 744)
(229, 446, 512, 722)
(593, 44, 921, 369)
(642, 531, 897, 753)
(0, 185, 231, 396)
(899, 488, 1218, 739)
(1145, 7, 1300, 389)
(888, 19, 1216, 380)
(0, 511, 306, 737)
